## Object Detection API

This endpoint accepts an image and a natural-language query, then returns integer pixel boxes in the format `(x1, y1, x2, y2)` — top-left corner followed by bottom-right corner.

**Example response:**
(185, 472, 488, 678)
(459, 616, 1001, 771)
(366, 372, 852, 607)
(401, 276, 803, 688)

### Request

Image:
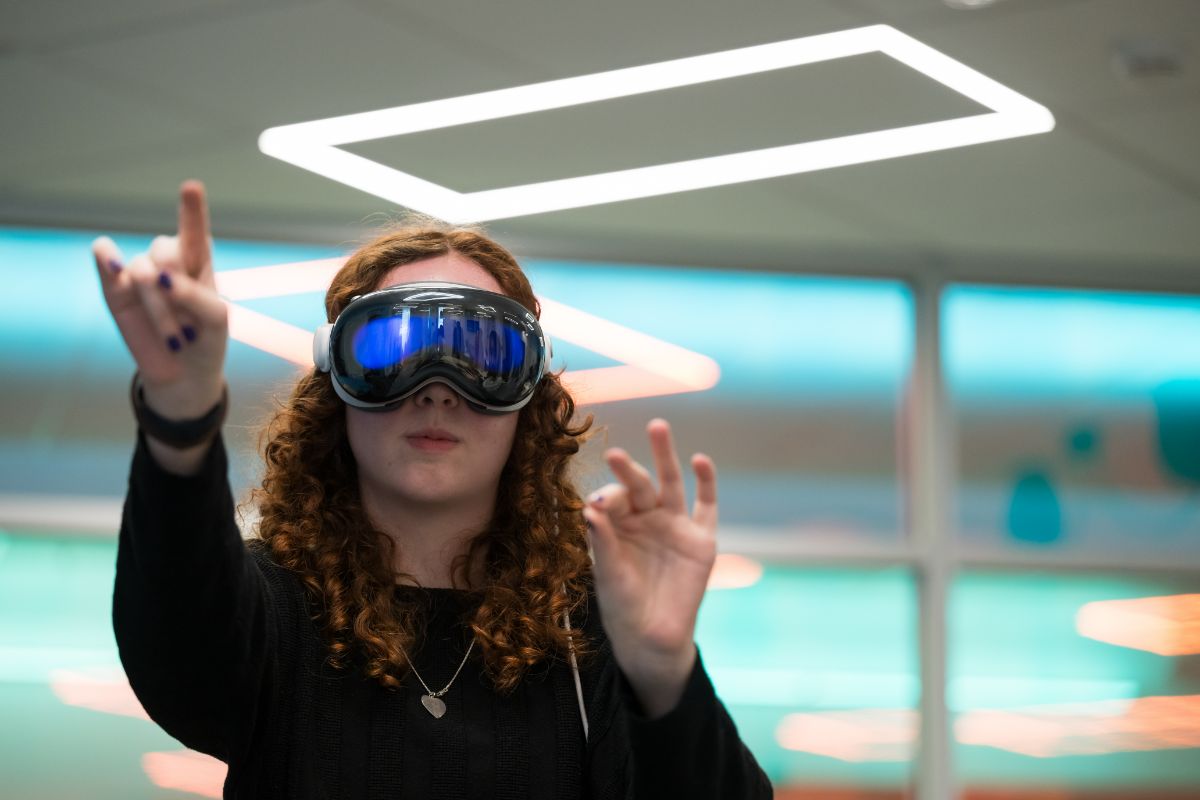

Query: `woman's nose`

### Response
(412, 381, 460, 408)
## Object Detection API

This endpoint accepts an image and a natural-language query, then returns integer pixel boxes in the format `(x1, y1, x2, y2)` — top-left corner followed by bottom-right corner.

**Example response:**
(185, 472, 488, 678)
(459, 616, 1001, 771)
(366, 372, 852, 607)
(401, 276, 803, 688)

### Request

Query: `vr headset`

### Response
(313, 282, 550, 414)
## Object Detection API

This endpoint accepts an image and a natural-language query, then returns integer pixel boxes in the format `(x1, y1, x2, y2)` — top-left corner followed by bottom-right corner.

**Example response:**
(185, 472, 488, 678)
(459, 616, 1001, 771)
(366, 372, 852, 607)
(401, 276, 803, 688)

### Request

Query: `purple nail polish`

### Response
(182, 324, 196, 343)
(158, 271, 172, 290)
(167, 335, 182, 352)
(108, 258, 123, 274)
(590, 493, 604, 505)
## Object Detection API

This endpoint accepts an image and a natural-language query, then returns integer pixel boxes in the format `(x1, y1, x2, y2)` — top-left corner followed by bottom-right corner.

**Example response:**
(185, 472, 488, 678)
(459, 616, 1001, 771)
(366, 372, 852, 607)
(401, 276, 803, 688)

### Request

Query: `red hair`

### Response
(252, 223, 593, 691)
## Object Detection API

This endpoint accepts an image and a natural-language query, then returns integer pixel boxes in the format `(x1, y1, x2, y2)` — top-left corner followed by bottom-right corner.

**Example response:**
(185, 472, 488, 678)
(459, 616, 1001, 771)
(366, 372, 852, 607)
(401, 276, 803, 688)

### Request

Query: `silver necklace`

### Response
(398, 636, 475, 719)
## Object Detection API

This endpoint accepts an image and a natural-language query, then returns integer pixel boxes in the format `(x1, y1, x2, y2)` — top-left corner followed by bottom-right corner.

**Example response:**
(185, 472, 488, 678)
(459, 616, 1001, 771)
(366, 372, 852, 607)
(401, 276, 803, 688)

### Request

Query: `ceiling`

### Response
(3, 0, 1199, 289)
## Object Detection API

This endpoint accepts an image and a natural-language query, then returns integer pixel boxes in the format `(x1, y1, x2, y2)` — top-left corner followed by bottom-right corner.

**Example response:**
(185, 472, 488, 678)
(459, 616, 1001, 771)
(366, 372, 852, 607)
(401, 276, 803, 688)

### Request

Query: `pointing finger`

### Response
(177, 180, 212, 283)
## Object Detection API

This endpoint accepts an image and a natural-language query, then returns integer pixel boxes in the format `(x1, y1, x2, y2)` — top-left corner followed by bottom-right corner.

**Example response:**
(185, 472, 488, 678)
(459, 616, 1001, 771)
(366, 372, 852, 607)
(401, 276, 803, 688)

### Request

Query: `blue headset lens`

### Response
(351, 312, 527, 374)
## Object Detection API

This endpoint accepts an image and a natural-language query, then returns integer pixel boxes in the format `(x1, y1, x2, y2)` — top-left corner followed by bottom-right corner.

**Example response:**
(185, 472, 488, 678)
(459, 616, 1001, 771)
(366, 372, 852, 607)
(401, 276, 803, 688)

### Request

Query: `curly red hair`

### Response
(252, 223, 594, 692)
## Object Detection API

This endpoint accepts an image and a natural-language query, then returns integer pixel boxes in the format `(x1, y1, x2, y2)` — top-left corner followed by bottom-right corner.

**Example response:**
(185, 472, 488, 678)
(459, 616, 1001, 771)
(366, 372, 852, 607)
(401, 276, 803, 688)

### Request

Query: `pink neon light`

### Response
(214, 258, 344, 300)
(225, 302, 314, 367)
(956, 694, 1200, 758)
(707, 553, 765, 590)
(48, 668, 150, 721)
(538, 297, 720, 392)
(776, 709, 916, 762)
(215, 258, 721, 404)
(774, 694, 1200, 762)
(1076, 593, 1200, 656)
(143, 750, 226, 798)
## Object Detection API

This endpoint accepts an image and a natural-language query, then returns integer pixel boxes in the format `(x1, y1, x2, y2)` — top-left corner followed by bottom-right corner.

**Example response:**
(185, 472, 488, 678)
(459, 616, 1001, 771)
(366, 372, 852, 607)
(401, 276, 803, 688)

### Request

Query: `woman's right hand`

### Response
(92, 181, 229, 467)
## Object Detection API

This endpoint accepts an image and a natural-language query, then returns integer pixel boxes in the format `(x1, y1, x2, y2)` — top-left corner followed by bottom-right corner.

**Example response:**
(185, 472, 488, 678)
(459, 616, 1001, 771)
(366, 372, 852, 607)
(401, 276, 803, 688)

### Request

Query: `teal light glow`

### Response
(0, 226, 913, 405)
(944, 286, 1200, 401)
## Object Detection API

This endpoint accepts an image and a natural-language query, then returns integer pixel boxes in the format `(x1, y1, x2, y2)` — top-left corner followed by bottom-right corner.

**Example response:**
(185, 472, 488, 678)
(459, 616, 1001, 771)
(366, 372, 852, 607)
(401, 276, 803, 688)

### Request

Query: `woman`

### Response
(95, 181, 772, 799)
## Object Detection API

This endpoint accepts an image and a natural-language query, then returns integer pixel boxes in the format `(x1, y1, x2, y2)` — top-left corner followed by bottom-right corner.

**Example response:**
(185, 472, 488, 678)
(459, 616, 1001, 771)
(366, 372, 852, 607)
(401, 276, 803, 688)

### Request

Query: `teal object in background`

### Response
(944, 284, 1200, 558)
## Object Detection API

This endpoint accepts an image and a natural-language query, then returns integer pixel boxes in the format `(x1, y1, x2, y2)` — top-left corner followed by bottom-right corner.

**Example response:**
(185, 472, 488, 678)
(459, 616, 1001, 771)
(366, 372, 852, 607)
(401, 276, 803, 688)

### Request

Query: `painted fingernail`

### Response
(167, 334, 182, 352)
(181, 324, 196, 343)
(107, 258, 123, 275)
(158, 271, 172, 290)
(588, 492, 604, 505)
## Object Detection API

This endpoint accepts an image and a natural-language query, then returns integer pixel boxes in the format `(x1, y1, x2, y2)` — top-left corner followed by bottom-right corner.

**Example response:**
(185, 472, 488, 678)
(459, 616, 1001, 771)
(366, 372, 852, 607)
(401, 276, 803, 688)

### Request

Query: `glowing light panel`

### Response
(142, 751, 225, 799)
(1076, 594, 1200, 656)
(776, 696, 1200, 761)
(258, 25, 1054, 221)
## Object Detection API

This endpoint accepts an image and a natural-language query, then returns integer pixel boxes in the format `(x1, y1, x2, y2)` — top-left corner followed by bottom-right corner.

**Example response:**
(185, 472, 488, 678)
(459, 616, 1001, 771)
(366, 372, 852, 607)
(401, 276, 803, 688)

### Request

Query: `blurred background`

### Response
(2, 0, 1198, 798)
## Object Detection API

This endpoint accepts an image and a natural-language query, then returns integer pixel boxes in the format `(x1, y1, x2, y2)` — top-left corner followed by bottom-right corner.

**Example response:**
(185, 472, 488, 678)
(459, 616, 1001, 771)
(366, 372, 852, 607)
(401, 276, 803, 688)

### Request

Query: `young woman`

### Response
(95, 181, 772, 799)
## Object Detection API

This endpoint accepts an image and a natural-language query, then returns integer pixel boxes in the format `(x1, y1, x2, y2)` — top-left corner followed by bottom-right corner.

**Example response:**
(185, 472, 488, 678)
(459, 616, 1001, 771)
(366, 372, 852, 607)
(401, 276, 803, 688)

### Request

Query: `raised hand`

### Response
(92, 181, 227, 417)
(583, 418, 719, 718)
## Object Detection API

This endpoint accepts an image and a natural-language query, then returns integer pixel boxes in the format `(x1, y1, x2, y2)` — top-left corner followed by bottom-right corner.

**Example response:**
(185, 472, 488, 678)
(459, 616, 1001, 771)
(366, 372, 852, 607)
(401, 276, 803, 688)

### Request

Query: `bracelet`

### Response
(130, 372, 228, 449)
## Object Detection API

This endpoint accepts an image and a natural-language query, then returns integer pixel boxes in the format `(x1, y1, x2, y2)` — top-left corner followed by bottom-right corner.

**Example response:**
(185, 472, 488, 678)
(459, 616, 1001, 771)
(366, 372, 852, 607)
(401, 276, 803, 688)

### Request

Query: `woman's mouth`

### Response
(406, 429, 460, 453)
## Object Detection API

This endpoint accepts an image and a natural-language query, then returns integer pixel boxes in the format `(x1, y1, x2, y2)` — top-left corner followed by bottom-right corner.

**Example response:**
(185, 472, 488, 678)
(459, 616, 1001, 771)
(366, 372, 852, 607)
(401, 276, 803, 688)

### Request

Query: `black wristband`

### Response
(130, 373, 228, 449)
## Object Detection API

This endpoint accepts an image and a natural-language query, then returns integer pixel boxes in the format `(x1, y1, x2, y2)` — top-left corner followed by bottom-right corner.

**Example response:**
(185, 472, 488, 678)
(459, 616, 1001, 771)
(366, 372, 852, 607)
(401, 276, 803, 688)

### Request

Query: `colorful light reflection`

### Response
(776, 695, 1200, 761)
(1076, 594, 1200, 656)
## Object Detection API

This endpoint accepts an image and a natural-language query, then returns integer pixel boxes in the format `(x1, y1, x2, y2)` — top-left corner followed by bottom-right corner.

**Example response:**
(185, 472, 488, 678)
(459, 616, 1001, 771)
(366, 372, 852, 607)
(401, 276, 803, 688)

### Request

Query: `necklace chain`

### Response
(399, 635, 475, 698)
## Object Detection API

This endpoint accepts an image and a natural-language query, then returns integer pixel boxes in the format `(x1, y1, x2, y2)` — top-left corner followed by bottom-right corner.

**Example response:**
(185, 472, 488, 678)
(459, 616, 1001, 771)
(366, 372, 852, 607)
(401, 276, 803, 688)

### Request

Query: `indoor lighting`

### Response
(707, 553, 765, 590)
(259, 25, 1054, 222)
(1075, 593, 1200, 656)
(142, 751, 225, 799)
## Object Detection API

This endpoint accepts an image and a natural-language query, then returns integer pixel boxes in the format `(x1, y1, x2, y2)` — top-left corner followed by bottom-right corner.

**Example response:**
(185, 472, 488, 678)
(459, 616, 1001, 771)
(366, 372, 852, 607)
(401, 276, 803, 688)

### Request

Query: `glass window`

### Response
(944, 286, 1200, 558)
(698, 562, 918, 796)
(950, 571, 1200, 798)
(529, 261, 914, 543)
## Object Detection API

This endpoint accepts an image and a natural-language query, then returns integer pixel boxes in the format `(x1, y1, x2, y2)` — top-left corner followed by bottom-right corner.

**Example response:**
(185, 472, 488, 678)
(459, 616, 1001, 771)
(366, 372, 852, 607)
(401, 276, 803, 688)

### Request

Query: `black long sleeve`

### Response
(113, 429, 774, 798)
(112, 431, 279, 765)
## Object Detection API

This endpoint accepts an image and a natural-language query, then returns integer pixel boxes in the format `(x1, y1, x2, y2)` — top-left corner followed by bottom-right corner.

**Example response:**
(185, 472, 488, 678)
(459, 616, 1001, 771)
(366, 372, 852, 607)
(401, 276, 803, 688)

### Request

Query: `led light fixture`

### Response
(259, 25, 1054, 221)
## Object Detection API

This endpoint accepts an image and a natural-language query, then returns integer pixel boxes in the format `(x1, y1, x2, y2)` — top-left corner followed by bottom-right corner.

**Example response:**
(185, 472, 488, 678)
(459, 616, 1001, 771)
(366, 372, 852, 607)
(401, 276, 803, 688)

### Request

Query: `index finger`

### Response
(177, 180, 211, 279)
(647, 418, 687, 513)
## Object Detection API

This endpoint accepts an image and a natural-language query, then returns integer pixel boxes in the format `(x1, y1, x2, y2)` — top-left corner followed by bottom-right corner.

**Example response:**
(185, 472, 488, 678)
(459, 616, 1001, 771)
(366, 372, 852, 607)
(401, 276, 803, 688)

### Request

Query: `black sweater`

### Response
(113, 431, 773, 799)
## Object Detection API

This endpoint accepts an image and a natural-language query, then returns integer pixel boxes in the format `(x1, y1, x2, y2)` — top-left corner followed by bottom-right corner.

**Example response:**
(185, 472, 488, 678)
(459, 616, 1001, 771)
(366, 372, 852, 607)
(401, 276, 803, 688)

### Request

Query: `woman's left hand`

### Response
(584, 418, 718, 718)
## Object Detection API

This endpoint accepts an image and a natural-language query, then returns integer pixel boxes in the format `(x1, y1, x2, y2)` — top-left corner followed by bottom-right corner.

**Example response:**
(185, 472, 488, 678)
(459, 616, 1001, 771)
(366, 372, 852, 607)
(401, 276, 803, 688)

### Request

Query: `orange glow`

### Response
(707, 553, 765, 590)
(142, 750, 226, 798)
(776, 709, 916, 762)
(775, 695, 1200, 762)
(48, 668, 150, 721)
(956, 695, 1200, 758)
(538, 297, 721, 394)
(214, 258, 344, 300)
(225, 301, 315, 367)
(1075, 593, 1200, 656)
(216, 259, 721, 404)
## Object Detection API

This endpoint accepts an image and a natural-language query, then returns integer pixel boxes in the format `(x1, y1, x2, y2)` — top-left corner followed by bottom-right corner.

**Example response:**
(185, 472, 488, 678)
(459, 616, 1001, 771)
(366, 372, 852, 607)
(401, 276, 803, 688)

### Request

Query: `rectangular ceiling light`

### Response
(259, 25, 1054, 222)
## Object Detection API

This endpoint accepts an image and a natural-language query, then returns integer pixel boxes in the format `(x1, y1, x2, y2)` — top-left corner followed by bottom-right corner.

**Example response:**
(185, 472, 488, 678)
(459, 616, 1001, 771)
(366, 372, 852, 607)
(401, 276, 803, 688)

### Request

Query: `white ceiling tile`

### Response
(793, 123, 1198, 259)
(1085, 96, 1200, 188)
(3, 0, 252, 46)
(896, 0, 1200, 114)
(0, 53, 223, 183)
(361, 0, 868, 78)
(43, 1, 532, 127)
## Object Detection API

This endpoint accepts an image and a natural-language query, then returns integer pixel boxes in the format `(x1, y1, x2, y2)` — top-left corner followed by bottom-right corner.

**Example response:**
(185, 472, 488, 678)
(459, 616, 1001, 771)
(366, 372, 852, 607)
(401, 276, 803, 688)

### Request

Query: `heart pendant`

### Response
(421, 695, 447, 719)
